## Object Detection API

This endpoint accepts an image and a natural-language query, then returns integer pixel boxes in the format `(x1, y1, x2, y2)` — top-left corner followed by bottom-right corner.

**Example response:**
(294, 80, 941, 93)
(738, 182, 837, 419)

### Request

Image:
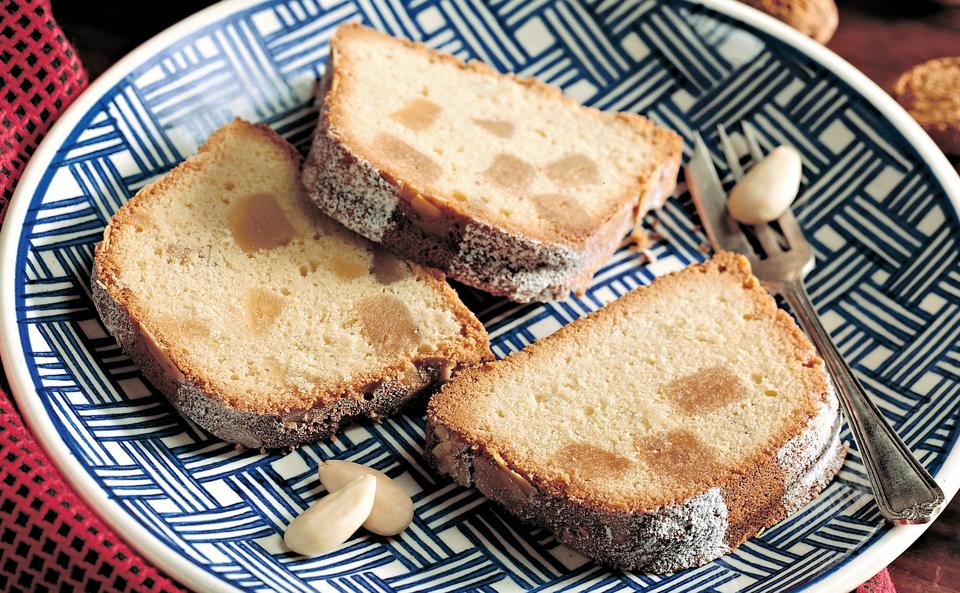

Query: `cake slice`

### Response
(92, 119, 491, 448)
(426, 253, 845, 572)
(302, 24, 682, 303)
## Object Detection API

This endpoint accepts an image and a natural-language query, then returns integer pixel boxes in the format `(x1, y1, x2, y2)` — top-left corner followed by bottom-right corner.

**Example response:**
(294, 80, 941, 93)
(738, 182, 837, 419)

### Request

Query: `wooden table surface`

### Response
(50, 1, 960, 591)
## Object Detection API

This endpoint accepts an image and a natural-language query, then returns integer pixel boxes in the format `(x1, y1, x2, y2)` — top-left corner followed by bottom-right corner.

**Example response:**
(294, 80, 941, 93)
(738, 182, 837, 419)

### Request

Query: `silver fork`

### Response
(686, 122, 945, 525)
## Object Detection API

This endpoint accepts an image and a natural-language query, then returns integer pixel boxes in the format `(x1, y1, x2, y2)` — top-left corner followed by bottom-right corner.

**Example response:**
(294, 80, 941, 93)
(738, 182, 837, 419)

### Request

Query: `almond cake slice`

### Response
(302, 24, 682, 303)
(426, 253, 845, 572)
(93, 119, 491, 448)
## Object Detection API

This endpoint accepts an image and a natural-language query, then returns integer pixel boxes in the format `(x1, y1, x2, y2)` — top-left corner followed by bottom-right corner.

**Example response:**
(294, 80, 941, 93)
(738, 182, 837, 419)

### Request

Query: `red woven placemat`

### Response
(1, 2, 184, 591)
(0, 1, 897, 592)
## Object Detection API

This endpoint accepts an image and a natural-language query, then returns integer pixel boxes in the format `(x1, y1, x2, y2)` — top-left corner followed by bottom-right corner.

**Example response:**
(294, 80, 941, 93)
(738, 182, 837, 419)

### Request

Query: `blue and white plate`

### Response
(2, 1, 960, 591)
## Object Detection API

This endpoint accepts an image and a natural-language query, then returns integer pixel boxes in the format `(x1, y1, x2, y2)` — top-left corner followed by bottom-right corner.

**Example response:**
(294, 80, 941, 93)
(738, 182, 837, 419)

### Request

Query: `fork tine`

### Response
(685, 132, 754, 255)
(742, 121, 765, 163)
(777, 208, 806, 248)
(716, 124, 744, 180)
(754, 224, 782, 254)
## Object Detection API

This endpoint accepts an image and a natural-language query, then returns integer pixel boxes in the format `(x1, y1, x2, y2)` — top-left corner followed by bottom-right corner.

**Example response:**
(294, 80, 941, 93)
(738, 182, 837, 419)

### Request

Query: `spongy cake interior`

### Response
(326, 24, 674, 244)
(98, 120, 470, 414)
(431, 255, 827, 510)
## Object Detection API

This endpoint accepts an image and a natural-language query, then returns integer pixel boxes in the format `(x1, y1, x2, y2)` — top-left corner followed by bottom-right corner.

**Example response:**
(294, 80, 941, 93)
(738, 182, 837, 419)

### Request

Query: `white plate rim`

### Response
(1, 1, 958, 592)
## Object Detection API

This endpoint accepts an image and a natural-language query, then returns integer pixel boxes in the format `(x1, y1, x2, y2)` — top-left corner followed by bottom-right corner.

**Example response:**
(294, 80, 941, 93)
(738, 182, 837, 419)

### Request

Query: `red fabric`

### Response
(0, 0, 85, 220)
(0, 395, 185, 593)
(857, 569, 897, 593)
(0, 1, 898, 592)
(1, 2, 184, 591)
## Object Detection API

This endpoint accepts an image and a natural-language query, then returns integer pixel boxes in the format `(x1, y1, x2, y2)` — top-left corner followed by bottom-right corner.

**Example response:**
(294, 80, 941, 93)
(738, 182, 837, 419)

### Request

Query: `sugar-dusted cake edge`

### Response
(425, 376, 845, 573)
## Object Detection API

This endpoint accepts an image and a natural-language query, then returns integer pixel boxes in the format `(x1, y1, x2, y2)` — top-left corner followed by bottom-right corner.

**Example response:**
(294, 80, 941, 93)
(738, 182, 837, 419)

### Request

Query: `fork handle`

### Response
(779, 280, 945, 525)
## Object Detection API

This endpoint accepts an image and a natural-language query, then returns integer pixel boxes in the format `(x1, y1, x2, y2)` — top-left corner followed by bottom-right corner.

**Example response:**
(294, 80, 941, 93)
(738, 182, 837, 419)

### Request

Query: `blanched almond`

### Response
(318, 460, 414, 536)
(284, 474, 375, 555)
(727, 146, 802, 225)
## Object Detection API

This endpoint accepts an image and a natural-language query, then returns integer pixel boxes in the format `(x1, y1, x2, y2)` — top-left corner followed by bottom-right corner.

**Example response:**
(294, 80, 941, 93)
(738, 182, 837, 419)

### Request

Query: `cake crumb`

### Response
(630, 228, 653, 250)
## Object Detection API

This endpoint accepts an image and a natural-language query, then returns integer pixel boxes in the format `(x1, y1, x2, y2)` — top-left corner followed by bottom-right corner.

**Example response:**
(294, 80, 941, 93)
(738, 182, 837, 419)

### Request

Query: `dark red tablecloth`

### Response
(0, 1, 896, 591)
